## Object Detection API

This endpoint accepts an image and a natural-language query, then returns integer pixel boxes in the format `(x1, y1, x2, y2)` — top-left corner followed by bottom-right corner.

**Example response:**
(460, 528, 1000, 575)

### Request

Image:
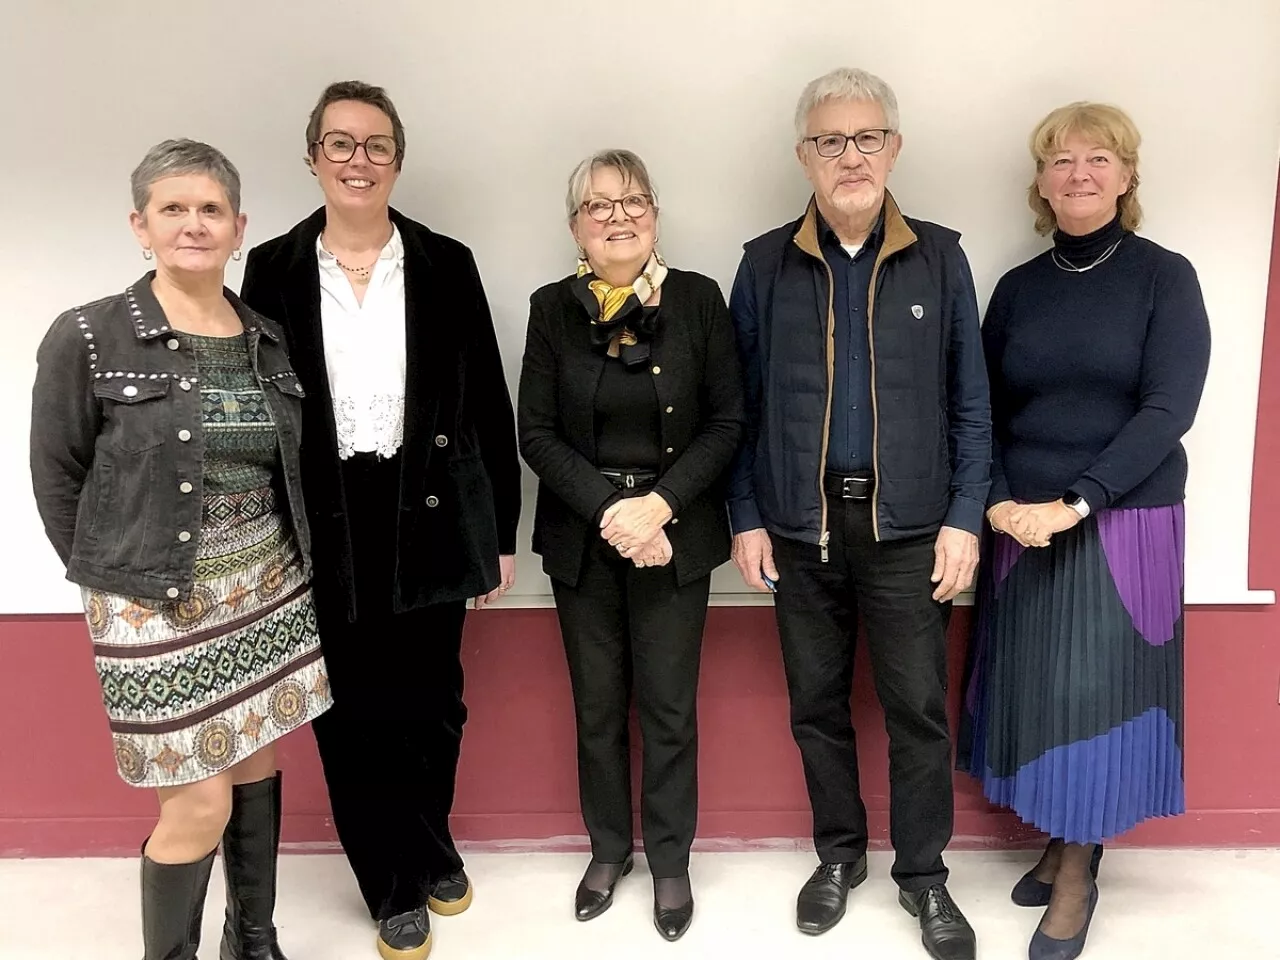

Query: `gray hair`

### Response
(565, 149, 659, 221)
(793, 67, 900, 140)
(130, 139, 242, 215)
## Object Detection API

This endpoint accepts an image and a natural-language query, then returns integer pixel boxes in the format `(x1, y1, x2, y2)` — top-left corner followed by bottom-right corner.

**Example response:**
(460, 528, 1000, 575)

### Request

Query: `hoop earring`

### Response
(142, 248, 153, 261)
(232, 249, 242, 262)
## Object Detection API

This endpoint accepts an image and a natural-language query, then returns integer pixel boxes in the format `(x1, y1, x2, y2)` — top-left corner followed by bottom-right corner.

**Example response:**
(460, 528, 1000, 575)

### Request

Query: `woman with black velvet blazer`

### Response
(518, 149, 744, 942)
(239, 81, 520, 960)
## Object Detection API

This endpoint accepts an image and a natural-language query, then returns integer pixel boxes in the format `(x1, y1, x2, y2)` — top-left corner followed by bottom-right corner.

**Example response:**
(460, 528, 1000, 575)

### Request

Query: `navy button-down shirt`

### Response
(820, 210, 884, 473)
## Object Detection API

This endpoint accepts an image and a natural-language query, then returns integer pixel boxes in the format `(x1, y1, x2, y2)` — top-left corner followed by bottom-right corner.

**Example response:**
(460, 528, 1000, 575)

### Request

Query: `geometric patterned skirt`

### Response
(958, 504, 1186, 844)
(81, 503, 331, 788)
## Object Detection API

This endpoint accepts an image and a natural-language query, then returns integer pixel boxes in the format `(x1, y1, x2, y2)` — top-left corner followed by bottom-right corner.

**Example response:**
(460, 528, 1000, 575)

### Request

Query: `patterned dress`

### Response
(82, 334, 330, 787)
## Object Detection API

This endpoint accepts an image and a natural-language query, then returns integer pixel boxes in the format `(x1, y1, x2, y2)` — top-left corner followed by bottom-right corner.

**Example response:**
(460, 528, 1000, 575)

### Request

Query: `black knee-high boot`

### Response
(219, 772, 289, 960)
(142, 848, 216, 960)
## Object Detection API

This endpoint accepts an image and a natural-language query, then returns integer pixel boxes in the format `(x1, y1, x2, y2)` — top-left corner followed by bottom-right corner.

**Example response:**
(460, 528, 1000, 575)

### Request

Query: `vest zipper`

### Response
(866, 259, 884, 543)
(816, 256, 837, 563)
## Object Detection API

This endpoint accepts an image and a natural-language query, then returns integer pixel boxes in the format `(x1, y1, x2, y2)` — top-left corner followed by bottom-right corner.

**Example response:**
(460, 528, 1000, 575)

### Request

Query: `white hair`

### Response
(793, 67, 900, 141)
(564, 149, 658, 221)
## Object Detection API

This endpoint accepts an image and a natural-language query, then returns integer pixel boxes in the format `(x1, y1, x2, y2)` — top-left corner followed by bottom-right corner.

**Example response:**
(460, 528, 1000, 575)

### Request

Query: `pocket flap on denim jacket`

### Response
(261, 371, 306, 398)
(92, 378, 172, 403)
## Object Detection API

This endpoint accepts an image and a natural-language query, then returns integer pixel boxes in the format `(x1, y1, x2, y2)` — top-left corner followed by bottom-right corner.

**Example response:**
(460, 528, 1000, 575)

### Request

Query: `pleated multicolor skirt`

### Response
(958, 505, 1186, 843)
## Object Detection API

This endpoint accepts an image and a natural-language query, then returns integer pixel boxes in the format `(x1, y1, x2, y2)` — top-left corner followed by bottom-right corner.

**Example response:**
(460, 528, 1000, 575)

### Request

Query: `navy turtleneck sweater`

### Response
(983, 214, 1211, 512)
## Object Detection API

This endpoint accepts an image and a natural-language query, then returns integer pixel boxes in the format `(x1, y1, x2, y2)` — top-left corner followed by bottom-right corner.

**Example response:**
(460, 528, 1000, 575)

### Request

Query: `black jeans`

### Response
(771, 498, 953, 892)
(311, 453, 468, 920)
(551, 537, 710, 877)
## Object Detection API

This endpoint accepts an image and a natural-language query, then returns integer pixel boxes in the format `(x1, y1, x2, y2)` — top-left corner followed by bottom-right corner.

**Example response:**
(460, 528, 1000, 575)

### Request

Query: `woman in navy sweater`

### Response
(959, 102, 1210, 960)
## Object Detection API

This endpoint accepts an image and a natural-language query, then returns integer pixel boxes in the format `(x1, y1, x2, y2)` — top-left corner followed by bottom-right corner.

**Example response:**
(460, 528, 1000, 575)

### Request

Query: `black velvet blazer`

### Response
(241, 207, 521, 619)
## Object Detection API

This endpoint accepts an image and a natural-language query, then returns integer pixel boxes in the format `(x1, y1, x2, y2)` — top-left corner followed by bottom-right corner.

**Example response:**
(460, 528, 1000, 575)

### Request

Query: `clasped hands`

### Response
(987, 499, 1081, 548)
(600, 492, 674, 568)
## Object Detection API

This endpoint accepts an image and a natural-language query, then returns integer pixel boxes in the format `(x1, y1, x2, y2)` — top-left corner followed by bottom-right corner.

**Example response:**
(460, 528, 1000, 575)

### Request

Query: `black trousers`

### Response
(311, 453, 467, 920)
(551, 536, 710, 877)
(771, 497, 954, 892)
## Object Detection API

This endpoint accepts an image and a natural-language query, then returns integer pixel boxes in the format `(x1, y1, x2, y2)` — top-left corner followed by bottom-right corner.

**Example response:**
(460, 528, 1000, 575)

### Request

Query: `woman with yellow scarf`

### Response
(518, 149, 745, 942)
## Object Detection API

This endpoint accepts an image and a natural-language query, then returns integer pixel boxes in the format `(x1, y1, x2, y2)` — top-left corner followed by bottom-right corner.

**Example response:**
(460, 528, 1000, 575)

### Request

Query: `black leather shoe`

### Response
(427, 870, 473, 916)
(1029, 882, 1098, 960)
(574, 855, 634, 922)
(1012, 844, 1104, 908)
(653, 897, 694, 942)
(796, 857, 868, 935)
(377, 907, 431, 960)
(898, 884, 977, 960)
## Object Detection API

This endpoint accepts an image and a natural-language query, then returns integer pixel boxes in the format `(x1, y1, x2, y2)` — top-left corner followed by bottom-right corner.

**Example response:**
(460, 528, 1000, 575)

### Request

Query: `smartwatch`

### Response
(1063, 492, 1091, 519)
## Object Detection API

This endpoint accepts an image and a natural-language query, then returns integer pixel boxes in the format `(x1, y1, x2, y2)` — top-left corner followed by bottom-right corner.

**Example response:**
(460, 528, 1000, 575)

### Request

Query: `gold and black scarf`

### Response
(572, 251, 668, 368)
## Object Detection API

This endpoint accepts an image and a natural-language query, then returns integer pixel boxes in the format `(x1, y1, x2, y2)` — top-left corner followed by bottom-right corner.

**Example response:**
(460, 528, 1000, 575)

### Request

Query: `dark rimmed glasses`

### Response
(802, 128, 896, 159)
(314, 131, 399, 165)
(581, 194, 654, 222)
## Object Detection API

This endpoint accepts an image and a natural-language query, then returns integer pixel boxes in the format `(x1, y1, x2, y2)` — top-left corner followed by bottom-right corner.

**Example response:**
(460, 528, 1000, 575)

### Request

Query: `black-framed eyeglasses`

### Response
(581, 194, 654, 223)
(313, 131, 399, 165)
(802, 129, 896, 159)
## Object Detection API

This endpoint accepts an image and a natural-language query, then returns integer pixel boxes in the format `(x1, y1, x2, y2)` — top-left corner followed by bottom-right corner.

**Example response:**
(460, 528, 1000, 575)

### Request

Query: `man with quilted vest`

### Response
(727, 67, 990, 960)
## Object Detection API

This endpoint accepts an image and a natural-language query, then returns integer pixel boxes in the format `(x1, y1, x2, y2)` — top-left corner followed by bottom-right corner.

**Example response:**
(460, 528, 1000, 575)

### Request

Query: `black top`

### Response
(984, 214, 1211, 511)
(519, 268, 745, 588)
(240, 207, 522, 619)
(819, 211, 883, 472)
(594, 354, 662, 470)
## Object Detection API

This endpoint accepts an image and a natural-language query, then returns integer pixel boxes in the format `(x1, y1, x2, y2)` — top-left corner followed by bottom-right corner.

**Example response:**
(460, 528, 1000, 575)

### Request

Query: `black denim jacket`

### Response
(30, 273, 312, 600)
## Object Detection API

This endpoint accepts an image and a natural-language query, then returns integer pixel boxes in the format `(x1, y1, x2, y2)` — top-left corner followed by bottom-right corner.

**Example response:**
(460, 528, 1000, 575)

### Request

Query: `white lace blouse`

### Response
(316, 227, 406, 460)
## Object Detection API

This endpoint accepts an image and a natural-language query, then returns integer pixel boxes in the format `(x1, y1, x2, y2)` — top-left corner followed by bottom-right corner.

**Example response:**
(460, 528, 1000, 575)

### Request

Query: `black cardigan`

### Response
(240, 207, 521, 619)
(518, 268, 745, 587)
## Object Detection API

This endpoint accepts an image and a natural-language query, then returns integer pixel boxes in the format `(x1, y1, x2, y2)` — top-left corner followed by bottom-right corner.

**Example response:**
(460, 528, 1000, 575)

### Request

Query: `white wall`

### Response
(5, 0, 1278, 612)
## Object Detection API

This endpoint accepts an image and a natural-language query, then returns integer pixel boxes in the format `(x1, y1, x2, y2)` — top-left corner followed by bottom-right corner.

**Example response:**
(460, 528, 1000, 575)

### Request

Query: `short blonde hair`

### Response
(564, 149, 659, 222)
(1028, 102, 1143, 235)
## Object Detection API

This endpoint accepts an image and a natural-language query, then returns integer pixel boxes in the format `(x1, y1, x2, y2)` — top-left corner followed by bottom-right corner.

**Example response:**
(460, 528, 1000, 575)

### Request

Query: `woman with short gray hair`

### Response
(519, 148, 745, 941)
(30, 138, 329, 960)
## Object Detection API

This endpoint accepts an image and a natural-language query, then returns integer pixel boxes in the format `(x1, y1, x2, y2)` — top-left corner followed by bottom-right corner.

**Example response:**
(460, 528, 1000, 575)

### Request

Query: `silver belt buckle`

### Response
(842, 475, 872, 499)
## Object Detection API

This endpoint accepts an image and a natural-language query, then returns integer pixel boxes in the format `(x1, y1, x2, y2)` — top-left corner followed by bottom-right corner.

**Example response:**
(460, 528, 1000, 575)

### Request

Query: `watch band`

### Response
(1064, 494, 1091, 518)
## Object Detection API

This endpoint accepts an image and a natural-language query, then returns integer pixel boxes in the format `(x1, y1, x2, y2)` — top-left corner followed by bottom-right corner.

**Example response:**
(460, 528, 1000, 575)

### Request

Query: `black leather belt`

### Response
(600, 468, 658, 492)
(823, 471, 875, 501)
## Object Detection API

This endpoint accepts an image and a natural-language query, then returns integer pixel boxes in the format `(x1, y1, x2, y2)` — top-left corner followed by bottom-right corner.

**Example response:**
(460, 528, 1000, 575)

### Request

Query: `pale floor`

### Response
(0, 848, 1275, 959)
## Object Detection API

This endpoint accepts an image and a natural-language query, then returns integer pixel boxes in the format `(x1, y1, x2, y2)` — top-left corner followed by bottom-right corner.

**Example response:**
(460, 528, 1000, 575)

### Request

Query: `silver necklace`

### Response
(1051, 237, 1123, 273)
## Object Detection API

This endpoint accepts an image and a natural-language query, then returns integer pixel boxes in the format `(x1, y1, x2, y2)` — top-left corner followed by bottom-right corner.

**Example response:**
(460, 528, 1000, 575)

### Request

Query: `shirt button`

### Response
(180, 381, 192, 392)
(426, 495, 440, 508)
(665, 406, 674, 414)
(166, 338, 180, 351)
(666, 447, 674, 454)
(177, 531, 192, 543)
(178, 429, 192, 442)
(166, 587, 180, 599)
(122, 385, 138, 398)
(179, 482, 193, 494)
(651, 366, 661, 375)
(434, 435, 448, 447)
(671, 518, 680, 525)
